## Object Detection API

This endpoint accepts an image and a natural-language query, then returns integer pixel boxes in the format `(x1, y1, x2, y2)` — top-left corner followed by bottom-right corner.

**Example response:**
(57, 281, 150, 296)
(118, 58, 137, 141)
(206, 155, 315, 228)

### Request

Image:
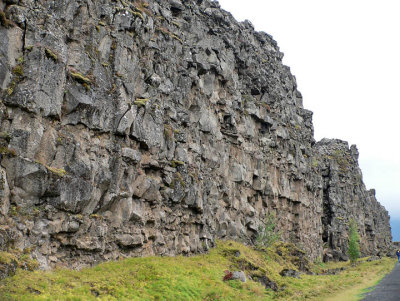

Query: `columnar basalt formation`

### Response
(316, 139, 392, 260)
(0, 0, 392, 269)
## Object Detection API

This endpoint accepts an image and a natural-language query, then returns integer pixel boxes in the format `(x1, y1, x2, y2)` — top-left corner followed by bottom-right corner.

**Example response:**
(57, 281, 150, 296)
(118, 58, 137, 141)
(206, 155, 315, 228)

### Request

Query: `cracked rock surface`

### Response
(0, 0, 392, 269)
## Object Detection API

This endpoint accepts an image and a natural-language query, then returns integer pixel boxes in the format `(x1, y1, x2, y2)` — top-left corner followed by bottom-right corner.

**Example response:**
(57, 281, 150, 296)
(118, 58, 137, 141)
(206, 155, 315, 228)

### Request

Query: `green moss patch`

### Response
(0, 249, 38, 272)
(0, 147, 16, 156)
(134, 98, 150, 107)
(44, 48, 58, 62)
(6, 62, 25, 96)
(46, 166, 67, 177)
(70, 72, 92, 86)
(0, 132, 11, 142)
(170, 160, 185, 168)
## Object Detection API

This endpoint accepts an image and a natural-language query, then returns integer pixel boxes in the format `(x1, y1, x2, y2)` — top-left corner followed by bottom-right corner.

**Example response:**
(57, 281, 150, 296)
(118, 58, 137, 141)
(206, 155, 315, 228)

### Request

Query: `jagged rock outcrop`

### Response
(0, 0, 392, 269)
(316, 139, 392, 261)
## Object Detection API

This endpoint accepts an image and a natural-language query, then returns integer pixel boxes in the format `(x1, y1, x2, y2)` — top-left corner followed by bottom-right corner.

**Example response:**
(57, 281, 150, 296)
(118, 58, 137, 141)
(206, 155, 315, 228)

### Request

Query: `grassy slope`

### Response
(0, 241, 394, 301)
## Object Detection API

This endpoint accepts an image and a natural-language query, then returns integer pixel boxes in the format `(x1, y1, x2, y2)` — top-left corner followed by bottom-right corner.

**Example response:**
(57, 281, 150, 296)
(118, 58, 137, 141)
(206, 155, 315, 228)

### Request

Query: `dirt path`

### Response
(361, 261, 400, 301)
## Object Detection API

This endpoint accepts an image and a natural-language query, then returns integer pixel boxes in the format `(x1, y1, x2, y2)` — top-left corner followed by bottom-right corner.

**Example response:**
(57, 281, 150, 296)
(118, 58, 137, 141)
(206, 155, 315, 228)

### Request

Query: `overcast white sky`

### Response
(217, 0, 400, 218)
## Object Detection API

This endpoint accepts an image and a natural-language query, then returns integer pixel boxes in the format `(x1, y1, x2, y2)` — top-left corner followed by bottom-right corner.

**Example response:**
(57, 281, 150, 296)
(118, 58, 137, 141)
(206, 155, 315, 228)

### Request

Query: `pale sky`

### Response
(217, 0, 400, 218)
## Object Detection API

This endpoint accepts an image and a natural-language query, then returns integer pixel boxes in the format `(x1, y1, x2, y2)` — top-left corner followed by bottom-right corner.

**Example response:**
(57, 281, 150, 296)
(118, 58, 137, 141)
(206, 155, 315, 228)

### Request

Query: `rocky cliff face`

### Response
(316, 139, 392, 260)
(0, 0, 392, 269)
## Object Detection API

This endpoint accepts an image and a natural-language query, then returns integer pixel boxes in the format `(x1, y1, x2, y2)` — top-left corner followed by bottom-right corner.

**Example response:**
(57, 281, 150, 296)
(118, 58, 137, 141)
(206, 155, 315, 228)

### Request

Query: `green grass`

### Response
(322, 260, 393, 301)
(0, 241, 395, 301)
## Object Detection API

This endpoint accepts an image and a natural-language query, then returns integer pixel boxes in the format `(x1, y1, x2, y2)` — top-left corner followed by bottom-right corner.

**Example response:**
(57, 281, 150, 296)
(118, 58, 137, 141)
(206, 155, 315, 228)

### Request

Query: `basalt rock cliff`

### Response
(0, 0, 392, 270)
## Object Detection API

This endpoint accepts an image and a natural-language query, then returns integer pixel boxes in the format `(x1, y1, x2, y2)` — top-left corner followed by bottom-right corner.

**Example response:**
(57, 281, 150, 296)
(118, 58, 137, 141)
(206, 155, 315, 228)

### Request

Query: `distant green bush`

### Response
(256, 212, 280, 247)
(348, 218, 361, 264)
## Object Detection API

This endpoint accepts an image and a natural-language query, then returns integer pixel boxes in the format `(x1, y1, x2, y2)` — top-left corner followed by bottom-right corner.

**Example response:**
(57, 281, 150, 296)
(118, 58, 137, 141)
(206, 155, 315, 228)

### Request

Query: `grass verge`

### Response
(320, 260, 393, 301)
(0, 241, 395, 301)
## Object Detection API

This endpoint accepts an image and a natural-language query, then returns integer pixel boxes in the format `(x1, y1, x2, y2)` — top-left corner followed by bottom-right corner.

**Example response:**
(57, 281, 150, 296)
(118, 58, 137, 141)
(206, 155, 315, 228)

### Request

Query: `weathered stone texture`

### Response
(0, 0, 392, 269)
(316, 139, 392, 261)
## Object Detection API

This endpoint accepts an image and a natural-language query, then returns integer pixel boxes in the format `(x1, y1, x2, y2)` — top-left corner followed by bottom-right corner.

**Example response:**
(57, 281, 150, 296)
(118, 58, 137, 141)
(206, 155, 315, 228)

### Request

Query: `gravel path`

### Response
(361, 261, 399, 301)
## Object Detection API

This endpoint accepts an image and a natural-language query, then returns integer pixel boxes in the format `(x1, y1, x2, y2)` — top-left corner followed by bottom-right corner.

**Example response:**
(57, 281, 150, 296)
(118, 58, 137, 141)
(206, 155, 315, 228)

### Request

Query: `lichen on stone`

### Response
(134, 98, 150, 107)
(0, 147, 16, 156)
(45, 48, 58, 62)
(164, 124, 174, 139)
(133, 11, 144, 21)
(12, 65, 23, 77)
(45, 166, 67, 177)
(0, 132, 11, 142)
(70, 72, 92, 85)
(170, 160, 185, 168)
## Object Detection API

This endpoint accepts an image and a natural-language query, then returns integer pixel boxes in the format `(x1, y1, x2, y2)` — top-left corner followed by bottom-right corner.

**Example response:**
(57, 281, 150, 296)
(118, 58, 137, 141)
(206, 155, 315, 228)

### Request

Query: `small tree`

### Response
(348, 219, 360, 264)
(256, 212, 280, 247)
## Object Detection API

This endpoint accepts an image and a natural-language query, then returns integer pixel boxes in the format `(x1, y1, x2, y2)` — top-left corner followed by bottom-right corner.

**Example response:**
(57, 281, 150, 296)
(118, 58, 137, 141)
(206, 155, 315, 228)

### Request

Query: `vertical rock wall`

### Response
(317, 139, 392, 260)
(0, 0, 392, 269)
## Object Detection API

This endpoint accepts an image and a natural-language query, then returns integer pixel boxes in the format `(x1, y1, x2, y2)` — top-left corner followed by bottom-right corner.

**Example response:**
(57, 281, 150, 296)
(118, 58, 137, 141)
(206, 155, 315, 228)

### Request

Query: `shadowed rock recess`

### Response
(0, 0, 392, 269)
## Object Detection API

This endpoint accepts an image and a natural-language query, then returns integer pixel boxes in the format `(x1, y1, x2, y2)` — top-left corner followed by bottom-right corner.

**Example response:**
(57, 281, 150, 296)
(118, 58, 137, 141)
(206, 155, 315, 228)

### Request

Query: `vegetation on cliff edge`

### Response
(0, 241, 394, 301)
